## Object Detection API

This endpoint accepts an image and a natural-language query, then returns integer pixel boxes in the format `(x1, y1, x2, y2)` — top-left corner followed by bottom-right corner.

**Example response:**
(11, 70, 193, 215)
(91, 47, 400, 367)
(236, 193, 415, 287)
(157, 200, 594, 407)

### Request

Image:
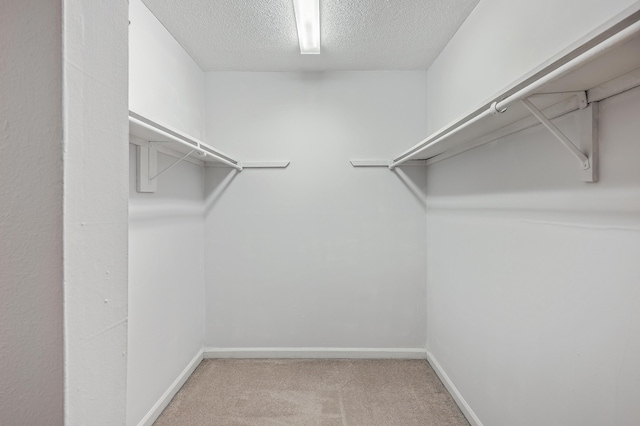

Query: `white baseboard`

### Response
(204, 347, 427, 359)
(137, 348, 204, 426)
(426, 350, 483, 426)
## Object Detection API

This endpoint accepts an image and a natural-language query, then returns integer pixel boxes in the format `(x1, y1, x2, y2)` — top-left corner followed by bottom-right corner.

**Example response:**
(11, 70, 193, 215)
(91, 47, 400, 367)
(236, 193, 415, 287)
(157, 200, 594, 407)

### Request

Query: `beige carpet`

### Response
(154, 359, 469, 426)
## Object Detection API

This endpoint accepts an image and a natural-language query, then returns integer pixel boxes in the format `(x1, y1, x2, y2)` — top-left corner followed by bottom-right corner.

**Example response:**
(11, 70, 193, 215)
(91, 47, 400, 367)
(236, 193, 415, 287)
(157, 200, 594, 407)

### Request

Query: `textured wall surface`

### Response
(0, 1, 64, 424)
(426, 0, 638, 132)
(204, 71, 429, 350)
(140, 0, 479, 71)
(127, 147, 206, 426)
(63, 0, 129, 424)
(129, 0, 206, 139)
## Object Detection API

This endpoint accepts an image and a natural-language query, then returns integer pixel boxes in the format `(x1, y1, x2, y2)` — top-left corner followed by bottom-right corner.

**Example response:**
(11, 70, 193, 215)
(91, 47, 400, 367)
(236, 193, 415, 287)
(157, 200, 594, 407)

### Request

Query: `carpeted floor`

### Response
(154, 359, 469, 426)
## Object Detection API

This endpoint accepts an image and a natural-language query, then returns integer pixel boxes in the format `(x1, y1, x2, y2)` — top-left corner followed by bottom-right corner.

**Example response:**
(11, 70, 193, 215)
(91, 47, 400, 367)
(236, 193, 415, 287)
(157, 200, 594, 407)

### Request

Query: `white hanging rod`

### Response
(129, 113, 243, 171)
(390, 13, 640, 169)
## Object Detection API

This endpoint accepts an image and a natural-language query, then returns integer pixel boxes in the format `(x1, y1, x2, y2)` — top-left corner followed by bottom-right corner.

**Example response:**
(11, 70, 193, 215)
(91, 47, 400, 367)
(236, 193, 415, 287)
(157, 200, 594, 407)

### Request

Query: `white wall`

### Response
(127, 0, 204, 425)
(62, 0, 129, 424)
(127, 1, 208, 423)
(127, 147, 206, 426)
(0, 2, 64, 424)
(424, 3, 640, 425)
(426, 62, 640, 426)
(129, 0, 206, 139)
(203, 72, 428, 351)
(427, 0, 638, 132)
(2, 1, 129, 424)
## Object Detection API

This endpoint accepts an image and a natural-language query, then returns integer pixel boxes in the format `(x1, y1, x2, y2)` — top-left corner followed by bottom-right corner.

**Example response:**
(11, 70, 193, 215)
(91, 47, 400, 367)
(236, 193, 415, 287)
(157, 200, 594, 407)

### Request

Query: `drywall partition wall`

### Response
(425, 83, 640, 424)
(128, 1, 208, 423)
(62, 0, 129, 423)
(426, 0, 638, 132)
(423, 2, 640, 424)
(129, 0, 206, 139)
(0, 1, 64, 424)
(204, 72, 429, 355)
(2, 2, 128, 423)
(127, 146, 206, 426)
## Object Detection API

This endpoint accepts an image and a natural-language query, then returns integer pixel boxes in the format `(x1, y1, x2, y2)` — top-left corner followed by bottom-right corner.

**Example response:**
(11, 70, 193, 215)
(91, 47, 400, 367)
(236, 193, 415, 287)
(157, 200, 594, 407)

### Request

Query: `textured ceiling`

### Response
(141, 0, 480, 71)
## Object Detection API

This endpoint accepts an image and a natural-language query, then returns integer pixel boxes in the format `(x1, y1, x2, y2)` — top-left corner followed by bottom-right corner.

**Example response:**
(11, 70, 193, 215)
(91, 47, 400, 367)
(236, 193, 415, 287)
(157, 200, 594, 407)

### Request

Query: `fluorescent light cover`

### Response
(292, 0, 320, 54)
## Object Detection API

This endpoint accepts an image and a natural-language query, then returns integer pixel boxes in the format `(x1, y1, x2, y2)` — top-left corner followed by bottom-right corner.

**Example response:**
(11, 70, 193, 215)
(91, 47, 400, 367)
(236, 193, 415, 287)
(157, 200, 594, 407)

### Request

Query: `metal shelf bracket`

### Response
(136, 142, 157, 193)
(519, 97, 598, 182)
(136, 143, 216, 193)
(137, 143, 205, 193)
(149, 147, 196, 181)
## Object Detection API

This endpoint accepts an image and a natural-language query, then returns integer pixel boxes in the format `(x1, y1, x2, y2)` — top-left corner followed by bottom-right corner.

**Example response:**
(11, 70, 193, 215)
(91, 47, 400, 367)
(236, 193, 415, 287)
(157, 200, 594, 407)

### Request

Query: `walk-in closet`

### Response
(3, 1, 640, 425)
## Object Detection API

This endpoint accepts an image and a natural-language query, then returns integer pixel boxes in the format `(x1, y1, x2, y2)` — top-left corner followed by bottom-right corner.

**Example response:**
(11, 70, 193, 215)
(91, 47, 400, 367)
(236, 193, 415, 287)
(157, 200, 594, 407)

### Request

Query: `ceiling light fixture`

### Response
(292, 0, 320, 54)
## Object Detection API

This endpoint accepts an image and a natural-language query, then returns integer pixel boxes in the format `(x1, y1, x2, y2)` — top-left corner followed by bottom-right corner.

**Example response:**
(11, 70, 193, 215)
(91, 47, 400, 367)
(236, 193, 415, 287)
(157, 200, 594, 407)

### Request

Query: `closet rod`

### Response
(389, 16, 640, 169)
(129, 115, 243, 171)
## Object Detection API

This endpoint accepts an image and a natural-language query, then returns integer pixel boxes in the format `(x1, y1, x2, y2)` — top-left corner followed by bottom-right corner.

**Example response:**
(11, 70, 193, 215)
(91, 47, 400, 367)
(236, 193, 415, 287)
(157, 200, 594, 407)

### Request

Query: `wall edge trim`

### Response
(426, 350, 483, 426)
(137, 348, 204, 426)
(203, 348, 427, 359)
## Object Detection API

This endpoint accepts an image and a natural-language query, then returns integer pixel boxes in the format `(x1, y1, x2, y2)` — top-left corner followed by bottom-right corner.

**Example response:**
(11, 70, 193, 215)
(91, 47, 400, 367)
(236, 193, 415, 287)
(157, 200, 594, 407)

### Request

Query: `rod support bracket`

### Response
(149, 149, 195, 181)
(490, 101, 507, 115)
(136, 141, 157, 193)
(520, 98, 598, 182)
(577, 91, 588, 109)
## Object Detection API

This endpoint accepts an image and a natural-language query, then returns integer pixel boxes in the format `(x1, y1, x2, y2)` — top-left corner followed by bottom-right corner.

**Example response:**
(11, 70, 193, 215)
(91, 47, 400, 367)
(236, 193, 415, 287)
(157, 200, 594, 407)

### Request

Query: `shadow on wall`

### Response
(393, 166, 428, 210)
(204, 167, 238, 215)
(203, 163, 429, 214)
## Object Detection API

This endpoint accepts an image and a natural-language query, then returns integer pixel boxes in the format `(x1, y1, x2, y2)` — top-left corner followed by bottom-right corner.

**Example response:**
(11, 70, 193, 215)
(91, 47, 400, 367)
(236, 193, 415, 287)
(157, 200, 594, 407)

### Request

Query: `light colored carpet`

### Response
(154, 359, 469, 426)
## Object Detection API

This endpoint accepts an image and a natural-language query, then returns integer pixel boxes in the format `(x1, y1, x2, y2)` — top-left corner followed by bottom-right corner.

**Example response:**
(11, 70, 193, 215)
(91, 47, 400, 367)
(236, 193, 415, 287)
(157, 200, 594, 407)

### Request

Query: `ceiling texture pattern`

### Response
(141, 0, 480, 71)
